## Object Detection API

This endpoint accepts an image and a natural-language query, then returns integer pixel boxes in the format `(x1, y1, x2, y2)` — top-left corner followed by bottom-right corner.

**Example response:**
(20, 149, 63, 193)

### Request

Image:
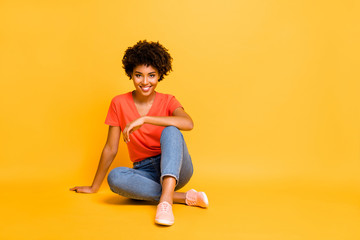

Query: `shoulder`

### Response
(155, 92, 182, 111)
(110, 92, 132, 103)
(156, 92, 176, 101)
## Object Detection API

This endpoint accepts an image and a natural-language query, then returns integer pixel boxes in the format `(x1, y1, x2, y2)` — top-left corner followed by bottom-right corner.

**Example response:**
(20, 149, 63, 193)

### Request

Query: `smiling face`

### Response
(132, 64, 159, 99)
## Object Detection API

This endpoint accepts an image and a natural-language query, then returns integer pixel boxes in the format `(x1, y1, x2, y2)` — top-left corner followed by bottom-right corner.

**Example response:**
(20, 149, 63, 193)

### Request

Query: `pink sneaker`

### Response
(185, 189, 209, 208)
(155, 201, 174, 226)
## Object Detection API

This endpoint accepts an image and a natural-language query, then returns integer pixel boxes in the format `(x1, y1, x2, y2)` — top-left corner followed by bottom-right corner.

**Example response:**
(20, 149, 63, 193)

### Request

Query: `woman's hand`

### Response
(69, 186, 97, 194)
(122, 117, 145, 143)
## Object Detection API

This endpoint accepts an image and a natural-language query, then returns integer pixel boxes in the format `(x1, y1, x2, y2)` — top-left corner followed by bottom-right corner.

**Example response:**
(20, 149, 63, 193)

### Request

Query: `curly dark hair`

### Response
(122, 40, 173, 82)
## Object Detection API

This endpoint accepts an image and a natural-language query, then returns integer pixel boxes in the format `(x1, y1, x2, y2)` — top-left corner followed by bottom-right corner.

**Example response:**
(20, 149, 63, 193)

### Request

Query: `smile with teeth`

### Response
(140, 85, 151, 92)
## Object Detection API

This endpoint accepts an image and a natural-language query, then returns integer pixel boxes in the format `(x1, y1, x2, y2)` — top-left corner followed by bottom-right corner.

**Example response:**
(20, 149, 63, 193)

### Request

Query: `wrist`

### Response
(142, 116, 149, 124)
(91, 185, 99, 192)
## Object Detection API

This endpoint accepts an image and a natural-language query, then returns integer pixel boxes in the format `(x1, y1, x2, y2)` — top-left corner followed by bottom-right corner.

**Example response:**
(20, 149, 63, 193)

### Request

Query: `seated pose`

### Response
(70, 40, 208, 226)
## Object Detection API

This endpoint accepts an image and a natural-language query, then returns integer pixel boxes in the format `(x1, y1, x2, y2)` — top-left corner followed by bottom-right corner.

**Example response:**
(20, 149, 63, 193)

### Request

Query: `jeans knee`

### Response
(161, 126, 182, 142)
(107, 169, 117, 188)
(107, 167, 127, 188)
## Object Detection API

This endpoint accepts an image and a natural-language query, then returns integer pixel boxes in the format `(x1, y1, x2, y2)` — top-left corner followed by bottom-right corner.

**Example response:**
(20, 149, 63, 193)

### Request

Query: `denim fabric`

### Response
(107, 126, 193, 202)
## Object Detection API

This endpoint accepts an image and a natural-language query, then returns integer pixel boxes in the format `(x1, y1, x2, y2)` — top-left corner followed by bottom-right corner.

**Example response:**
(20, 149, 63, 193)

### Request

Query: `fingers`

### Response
(70, 186, 95, 194)
(126, 129, 130, 143)
(69, 187, 78, 192)
(123, 118, 145, 143)
(123, 126, 131, 143)
(70, 186, 85, 193)
(123, 130, 129, 143)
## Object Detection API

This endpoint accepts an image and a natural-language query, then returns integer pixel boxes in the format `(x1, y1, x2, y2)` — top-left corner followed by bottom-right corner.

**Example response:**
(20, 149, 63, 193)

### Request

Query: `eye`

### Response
(150, 74, 155, 78)
(135, 74, 141, 78)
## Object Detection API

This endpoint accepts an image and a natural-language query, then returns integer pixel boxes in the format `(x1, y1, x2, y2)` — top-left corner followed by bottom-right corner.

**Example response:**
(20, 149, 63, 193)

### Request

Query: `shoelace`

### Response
(158, 202, 171, 212)
(185, 191, 198, 206)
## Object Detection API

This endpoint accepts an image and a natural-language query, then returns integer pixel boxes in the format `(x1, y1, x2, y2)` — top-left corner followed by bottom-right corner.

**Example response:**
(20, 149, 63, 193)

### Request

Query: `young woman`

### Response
(70, 40, 208, 226)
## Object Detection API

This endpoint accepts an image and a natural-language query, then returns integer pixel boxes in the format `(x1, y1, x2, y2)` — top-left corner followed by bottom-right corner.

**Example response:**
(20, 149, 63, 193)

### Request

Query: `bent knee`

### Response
(161, 126, 182, 139)
(107, 167, 130, 187)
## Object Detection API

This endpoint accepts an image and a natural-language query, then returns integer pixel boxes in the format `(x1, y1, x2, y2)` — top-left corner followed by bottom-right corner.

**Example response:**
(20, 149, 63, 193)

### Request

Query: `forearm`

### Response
(90, 147, 117, 192)
(143, 115, 194, 131)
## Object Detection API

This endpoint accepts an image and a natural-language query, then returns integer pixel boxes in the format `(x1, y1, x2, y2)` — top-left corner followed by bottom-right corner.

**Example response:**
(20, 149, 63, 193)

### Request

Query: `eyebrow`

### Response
(135, 71, 157, 74)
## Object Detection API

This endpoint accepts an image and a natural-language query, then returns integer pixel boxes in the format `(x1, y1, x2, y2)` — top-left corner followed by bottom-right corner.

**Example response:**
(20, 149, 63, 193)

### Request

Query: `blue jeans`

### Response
(107, 126, 194, 202)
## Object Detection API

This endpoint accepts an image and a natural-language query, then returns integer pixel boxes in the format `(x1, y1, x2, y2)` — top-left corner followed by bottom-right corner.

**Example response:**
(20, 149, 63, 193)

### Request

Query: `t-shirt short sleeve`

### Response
(167, 96, 183, 115)
(105, 97, 121, 127)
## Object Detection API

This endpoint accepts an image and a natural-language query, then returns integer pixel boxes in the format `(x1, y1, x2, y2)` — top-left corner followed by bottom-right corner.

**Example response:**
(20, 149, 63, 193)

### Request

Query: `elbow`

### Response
(104, 145, 118, 156)
(189, 121, 194, 130)
(109, 148, 118, 156)
(185, 120, 194, 131)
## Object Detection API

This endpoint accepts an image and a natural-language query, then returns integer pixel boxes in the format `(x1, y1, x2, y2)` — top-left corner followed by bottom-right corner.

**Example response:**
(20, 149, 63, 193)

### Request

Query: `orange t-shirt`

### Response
(104, 92, 182, 162)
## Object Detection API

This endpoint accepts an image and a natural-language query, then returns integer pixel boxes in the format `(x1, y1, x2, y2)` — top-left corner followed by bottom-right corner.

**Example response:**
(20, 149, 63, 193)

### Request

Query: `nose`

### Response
(143, 76, 149, 84)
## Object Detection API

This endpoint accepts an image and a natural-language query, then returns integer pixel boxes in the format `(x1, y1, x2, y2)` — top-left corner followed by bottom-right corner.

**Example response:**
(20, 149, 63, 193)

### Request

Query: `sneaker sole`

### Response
(155, 219, 174, 226)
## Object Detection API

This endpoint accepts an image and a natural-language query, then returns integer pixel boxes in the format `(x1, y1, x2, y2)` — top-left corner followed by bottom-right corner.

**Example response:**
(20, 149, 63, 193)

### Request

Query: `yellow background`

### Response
(0, 0, 359, 239)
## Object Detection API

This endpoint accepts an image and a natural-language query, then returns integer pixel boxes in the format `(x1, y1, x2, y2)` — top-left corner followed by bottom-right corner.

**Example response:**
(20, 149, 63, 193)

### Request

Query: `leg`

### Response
(155, 127, 207, 225)
(160, 126, 208, 207)
(107, 163, 162, 202)
(159, 176, 176, 204)
(159, 126, 193, 204)
(173, 192, 186, 204)
(155, 126, 192, 225)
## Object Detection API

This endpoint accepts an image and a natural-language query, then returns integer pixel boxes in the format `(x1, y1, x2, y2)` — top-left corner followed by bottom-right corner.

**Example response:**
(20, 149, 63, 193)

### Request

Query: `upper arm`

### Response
(104, 125, 121, 153)
(172, 107, 189, 117)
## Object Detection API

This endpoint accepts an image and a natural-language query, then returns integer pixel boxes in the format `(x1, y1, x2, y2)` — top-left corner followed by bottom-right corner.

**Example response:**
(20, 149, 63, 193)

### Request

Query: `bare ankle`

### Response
(159, 197, 173, 205)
